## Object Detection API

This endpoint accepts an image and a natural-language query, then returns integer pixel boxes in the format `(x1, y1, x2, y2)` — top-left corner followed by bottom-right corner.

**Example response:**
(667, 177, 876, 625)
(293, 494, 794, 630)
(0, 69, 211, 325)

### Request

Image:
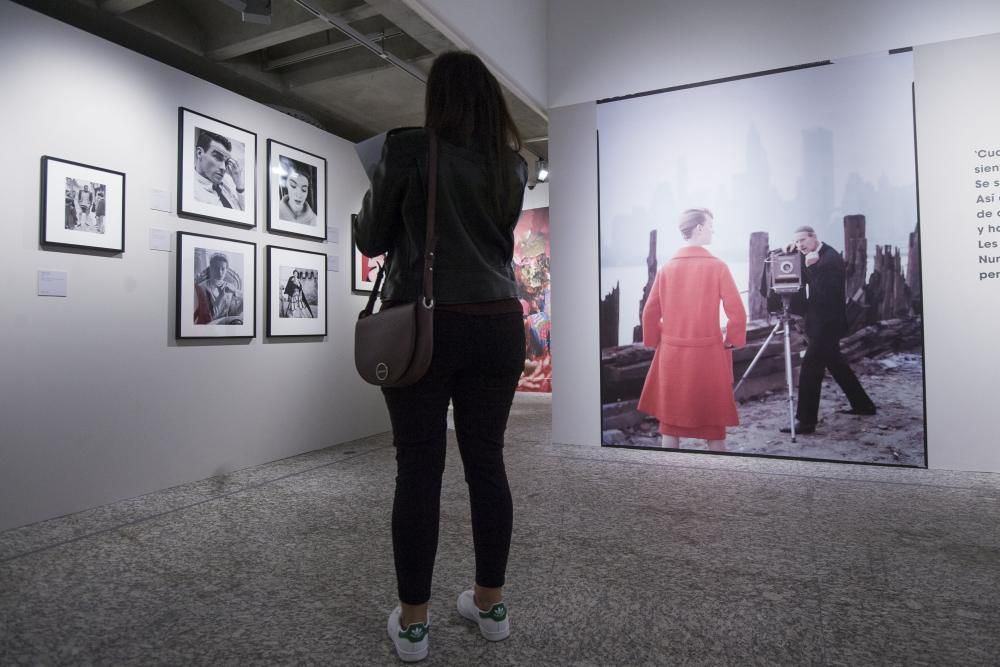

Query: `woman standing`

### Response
(638, 208, 747, 451)
(282, 271, 309, 318)
(354, 51, 527, 662)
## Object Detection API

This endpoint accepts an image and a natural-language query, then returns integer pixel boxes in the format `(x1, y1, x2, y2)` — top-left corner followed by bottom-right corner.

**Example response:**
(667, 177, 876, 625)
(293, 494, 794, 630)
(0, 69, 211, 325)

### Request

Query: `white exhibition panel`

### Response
(549, 30, 1000, 472)
(548, 0, 1000, 109)
(549, 102, 601, 447)
(0, 2, 388, 531)
(915, 33, 1000, 472)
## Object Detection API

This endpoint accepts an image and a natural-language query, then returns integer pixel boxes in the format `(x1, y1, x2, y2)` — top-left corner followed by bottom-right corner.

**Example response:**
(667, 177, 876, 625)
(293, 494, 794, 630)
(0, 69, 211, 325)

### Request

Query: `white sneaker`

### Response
(387, 606, 429, 662)
(456, 590, 510, 641)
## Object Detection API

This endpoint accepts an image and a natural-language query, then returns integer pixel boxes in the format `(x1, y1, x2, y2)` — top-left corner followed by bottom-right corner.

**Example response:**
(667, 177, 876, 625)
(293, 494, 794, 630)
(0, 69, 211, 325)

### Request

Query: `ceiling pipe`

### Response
(264, 30, 403, 70)
(294, 0, 540, 162)
(292, 0, 427, 83)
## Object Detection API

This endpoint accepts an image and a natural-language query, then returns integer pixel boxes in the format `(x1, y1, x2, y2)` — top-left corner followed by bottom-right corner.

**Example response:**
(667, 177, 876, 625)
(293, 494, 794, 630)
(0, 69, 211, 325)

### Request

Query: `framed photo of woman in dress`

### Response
(177, 107, 257, 227)
(266, 140, 326, 240)
(176, 231, 256, 339)
(266, 245, 327, 337)
(40, 156, 125, 252)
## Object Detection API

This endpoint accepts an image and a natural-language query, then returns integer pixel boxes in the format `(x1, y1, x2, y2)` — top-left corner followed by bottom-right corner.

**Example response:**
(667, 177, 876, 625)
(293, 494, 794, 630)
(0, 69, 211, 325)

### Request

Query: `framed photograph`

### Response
(351, 214, 385, 294)
(40, 156, 125, 252)
(177, 107, 257, 227)
(596, 52, 924, 466)
(176, 231, 256, 339)
(266, 245, 327, 337)
(267, 140, 326, 240)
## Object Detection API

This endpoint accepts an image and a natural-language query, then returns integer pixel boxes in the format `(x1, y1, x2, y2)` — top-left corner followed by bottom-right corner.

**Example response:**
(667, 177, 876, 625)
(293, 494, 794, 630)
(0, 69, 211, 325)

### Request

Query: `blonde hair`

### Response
(679, 208, 713, 240)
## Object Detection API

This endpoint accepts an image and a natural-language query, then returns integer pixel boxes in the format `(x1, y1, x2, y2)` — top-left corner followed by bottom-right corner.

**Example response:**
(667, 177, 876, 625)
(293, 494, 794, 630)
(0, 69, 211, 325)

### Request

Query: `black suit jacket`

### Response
(790, 244, 848, 340)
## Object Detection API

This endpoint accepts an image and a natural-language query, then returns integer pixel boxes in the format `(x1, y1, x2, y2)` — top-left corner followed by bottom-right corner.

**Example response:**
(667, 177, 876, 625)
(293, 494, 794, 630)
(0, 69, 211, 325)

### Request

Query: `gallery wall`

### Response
(546, 2, 1000, 472)
(914, 33, 1000, 473)
(522, 182, 549, 211)
(0, 1, 389, 531)
(547, 0, 1000, 109)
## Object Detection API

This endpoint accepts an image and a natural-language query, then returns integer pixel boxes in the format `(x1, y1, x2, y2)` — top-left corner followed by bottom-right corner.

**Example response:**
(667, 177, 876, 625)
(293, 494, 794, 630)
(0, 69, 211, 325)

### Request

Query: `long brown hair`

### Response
(424, 52, 522, 220)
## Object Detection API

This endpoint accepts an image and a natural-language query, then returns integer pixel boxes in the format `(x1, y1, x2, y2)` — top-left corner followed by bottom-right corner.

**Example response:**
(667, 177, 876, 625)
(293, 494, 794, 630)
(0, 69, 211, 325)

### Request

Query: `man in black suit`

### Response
(782, 226, 876, 434)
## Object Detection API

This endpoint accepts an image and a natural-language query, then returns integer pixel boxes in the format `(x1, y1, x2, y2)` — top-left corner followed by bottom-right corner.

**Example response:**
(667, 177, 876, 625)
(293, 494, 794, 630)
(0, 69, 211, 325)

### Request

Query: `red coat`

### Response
(637, 246, 747, 433)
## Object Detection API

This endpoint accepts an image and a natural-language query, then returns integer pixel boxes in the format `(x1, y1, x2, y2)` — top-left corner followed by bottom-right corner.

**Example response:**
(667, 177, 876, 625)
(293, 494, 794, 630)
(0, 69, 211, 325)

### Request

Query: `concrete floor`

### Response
(2, 393, 999, 665)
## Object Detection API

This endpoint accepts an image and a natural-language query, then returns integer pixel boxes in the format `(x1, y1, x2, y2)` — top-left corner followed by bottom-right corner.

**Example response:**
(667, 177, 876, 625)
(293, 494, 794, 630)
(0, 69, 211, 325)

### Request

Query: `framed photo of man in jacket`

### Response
(178, 107, 257, 228)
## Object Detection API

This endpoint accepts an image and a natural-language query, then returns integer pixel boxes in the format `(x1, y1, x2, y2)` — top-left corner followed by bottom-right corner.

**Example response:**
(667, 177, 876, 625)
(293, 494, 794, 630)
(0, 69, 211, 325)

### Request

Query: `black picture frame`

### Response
(40, 156, 126, 253)
(266, 139, 327, 240)
(266, 245, 328, 337)
(177, 107, 258, 228)
(176, 231, 257, 339)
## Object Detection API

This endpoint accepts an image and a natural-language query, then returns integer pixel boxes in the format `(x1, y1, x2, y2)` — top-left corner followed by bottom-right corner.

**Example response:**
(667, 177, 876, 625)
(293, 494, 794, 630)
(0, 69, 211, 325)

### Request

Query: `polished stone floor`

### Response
(2, 393, 999, 665)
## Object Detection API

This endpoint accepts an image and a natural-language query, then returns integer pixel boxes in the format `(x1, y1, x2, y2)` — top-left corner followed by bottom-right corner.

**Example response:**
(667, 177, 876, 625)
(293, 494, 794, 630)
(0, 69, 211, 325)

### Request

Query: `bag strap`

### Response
(421, 130, 438, 308)
(361, 130, 438, 317)
(361, 258, 384, 317)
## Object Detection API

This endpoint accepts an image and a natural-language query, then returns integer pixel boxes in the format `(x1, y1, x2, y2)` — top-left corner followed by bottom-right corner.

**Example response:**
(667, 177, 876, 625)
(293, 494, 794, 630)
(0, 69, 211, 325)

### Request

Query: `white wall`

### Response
(403, 0, 548, 115)
(522, 182, 549, 211)
(548, 103, 600, 446)
(0, 2, 388, 531)
(548, 0, 1000, 108)
(546, 2, 1000, 472)
(914, 33, 1000, 473)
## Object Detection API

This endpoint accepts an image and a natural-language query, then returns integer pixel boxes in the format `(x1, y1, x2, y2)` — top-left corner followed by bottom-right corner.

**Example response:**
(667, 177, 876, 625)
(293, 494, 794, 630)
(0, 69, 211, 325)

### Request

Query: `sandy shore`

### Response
(604, 352, 926, 466)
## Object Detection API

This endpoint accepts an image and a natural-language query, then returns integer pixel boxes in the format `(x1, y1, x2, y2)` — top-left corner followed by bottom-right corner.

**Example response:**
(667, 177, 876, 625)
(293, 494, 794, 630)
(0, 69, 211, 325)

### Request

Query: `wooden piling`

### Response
(600, 282, 620, 350)
(843, 214, 867, 301)
(633, 230, 657, 343)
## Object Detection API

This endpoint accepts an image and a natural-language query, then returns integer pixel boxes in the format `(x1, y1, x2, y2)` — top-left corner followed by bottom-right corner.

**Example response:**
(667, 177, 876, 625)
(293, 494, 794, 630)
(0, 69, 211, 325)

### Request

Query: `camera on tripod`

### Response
(740, 248, 805, 440)
(767, 250, 803, 294)
(759, 249, 803, 315)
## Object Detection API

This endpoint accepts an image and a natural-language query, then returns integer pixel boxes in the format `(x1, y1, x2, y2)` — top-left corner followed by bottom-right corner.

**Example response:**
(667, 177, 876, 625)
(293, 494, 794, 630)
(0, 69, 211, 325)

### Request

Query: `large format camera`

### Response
(759, 249, 803, 316)
(767, 250, 803, 295)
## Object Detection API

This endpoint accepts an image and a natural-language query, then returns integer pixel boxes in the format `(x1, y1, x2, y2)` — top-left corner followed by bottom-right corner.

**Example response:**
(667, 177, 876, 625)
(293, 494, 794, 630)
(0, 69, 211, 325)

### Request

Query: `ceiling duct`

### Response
(216, 0, 272, 25)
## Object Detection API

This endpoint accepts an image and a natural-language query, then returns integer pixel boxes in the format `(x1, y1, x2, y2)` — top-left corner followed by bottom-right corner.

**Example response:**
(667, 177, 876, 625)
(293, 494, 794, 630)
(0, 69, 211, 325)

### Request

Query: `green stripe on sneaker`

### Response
(399, 624, 428, 642)
(480, 603, 506, 622)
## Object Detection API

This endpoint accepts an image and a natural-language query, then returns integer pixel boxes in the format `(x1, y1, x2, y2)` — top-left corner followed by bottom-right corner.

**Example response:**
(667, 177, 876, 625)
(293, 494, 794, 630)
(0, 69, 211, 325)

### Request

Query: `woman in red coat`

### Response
(637, 208, 747, 451)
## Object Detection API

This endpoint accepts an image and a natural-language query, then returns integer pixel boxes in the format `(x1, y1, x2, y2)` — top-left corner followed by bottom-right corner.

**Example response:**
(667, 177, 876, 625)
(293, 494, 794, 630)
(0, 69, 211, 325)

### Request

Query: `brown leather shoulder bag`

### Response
(354, 130, 438, 388)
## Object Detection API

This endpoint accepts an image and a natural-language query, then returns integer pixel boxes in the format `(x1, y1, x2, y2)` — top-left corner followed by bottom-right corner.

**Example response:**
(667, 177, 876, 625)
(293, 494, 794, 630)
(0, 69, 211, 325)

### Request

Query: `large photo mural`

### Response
(598, 53, 925, 465)
(514, 206, 552, 392)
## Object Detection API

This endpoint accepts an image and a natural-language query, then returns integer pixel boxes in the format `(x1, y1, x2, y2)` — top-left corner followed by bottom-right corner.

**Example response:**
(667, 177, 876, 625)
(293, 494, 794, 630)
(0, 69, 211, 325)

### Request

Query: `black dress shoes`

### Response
(838, 407, 876, 416)
(780, 422, 816, 435)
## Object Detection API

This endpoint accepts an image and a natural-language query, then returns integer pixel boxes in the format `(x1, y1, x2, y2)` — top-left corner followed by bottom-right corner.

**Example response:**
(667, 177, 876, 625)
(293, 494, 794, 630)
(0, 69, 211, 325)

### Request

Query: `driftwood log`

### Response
(601, 314, 921, 408)
(601, 344, 654, 404)
(731, 320, 807, 402)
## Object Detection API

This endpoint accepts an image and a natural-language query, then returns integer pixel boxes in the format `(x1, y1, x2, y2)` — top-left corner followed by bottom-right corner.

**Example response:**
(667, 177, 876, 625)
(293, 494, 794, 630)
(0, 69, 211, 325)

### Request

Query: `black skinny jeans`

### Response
(382, 309, 525, 605)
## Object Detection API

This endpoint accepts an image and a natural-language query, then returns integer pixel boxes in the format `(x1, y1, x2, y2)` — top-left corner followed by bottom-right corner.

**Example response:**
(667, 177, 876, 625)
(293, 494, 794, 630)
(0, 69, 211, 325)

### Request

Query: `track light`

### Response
(536, 160, 549, 183)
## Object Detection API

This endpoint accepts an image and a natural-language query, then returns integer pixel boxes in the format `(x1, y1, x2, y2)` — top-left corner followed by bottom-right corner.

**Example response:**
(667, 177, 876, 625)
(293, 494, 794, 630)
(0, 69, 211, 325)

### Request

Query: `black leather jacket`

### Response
(354, 127, 528, 304)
